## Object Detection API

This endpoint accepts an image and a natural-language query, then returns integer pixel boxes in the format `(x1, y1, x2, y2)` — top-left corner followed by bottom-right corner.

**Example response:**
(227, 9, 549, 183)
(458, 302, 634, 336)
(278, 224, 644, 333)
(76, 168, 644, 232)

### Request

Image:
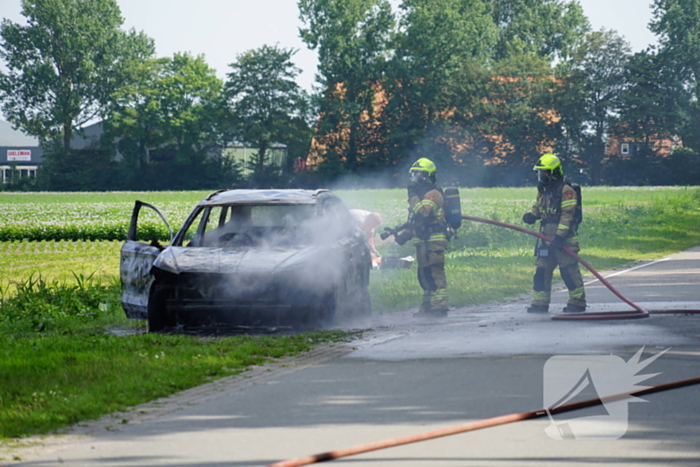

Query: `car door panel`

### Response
(120, 201, 173, 320)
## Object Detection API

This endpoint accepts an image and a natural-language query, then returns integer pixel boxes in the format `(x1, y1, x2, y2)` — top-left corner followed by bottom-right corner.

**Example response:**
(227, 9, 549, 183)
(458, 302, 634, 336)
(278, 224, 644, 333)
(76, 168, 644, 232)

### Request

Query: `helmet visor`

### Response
(410, 170, 427, 184)
(537, 169, 552, 184)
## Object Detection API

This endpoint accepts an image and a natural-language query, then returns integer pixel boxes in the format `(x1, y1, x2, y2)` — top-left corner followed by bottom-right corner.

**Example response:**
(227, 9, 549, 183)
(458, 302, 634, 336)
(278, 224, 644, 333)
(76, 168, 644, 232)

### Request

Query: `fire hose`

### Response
(461, 215, 700, 320)
(265, 216, 700, 467)
(268, 375, 700, 467)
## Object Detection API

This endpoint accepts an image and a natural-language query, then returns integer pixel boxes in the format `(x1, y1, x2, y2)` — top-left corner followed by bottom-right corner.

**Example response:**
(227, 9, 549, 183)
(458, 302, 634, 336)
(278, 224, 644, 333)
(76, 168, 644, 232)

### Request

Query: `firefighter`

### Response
(350, 209, 382, 259)
(407, 158, 449, 317)
(522, 154, 586, 313)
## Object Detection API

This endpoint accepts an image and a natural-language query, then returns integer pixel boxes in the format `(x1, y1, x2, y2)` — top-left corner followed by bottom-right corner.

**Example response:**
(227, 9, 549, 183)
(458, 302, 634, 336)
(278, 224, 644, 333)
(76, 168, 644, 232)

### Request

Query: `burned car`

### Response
(120, 189, 372, 332)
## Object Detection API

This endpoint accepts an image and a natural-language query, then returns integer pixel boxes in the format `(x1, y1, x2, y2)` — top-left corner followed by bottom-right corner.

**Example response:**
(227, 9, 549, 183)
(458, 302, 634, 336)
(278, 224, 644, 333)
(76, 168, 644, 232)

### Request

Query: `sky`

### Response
(1, 0, 659, 92)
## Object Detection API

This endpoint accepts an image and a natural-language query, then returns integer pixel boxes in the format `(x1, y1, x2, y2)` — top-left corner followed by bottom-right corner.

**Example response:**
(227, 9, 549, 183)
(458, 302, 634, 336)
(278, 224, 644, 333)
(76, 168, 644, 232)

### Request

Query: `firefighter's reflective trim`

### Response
(412, 198, 438, 214)
(541, 207, 559, 217)
(412, 225, 448, 244)
(569, 287, 585, 300)
(431, 287, 448, 308)
(561, 199, 577, 208)
(565, 235, 578, 243)
(429, 232, 447, 242)
(533, 290, 551, 304)
(557, 223, 569, 231)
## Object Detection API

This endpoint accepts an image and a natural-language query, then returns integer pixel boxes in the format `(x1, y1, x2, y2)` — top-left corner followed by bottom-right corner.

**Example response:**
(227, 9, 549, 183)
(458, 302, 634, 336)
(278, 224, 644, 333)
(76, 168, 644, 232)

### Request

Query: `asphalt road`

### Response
(6, 246, 700, 467)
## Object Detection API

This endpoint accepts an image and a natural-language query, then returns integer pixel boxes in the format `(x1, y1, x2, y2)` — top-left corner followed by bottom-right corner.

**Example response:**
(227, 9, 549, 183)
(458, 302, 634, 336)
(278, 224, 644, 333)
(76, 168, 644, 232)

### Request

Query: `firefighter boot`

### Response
(562, 304, 586, 313)
(413, 301, 433, 318)
(526, 304, 549, 313)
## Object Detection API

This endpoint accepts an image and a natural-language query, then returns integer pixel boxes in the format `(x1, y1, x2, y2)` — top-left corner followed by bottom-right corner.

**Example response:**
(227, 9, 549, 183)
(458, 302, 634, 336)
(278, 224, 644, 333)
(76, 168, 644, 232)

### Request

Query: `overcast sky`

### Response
(1, 0, 659, 92)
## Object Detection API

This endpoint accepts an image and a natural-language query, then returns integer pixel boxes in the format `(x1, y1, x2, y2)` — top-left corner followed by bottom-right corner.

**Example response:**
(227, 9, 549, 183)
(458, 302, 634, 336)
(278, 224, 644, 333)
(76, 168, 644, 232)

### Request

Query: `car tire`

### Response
(147, 284, 175, 332)
(355, 286, 372, 318)
(320, 290, 339, 328)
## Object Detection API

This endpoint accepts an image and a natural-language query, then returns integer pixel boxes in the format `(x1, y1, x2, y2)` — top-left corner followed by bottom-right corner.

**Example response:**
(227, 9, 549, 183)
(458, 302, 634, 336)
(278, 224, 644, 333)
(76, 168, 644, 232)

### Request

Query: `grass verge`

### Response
(0, 328, 353, 439)
(0, 276, 358, 440)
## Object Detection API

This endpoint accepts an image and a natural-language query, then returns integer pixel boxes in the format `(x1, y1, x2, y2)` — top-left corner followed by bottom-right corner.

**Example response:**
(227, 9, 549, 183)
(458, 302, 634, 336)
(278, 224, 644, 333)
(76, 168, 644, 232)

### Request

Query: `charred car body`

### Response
(120, 189, 372, 332)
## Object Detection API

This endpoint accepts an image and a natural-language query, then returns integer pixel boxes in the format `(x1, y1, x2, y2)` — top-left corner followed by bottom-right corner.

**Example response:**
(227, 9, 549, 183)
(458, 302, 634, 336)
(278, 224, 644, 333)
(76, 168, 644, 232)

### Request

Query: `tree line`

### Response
(1, 0, 698, 191)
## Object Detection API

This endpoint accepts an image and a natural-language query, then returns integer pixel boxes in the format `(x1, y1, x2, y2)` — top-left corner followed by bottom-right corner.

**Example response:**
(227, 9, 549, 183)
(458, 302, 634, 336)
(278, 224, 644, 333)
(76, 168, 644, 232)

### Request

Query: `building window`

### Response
(0, 165, 38, 183)
(620, 143, 630, 155)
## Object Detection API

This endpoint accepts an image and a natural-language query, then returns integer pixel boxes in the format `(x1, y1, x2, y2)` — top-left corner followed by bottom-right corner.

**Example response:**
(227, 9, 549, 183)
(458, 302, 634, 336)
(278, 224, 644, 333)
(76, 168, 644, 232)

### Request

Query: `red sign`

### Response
(7, 150, 31, 161)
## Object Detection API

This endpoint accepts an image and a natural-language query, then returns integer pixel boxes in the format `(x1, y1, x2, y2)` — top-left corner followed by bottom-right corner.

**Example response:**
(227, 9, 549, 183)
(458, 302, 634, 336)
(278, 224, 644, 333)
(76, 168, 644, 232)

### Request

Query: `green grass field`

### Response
(1, 186, 699, 444)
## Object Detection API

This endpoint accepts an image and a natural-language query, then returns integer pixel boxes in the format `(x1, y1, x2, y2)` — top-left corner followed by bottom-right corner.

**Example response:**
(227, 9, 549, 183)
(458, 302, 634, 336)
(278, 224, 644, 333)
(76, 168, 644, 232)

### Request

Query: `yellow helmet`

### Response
(409, 157, 437, 183)
(534, 153, 563, 183)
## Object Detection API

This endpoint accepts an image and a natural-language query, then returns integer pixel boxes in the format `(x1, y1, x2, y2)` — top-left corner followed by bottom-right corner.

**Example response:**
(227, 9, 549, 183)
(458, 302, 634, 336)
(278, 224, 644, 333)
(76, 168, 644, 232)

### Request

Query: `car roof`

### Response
(198, 189, 333, 206)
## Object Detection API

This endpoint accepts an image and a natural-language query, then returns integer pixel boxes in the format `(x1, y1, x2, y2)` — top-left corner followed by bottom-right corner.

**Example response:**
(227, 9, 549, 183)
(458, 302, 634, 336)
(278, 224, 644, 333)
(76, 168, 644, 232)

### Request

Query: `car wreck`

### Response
(120, 189, 372, 332)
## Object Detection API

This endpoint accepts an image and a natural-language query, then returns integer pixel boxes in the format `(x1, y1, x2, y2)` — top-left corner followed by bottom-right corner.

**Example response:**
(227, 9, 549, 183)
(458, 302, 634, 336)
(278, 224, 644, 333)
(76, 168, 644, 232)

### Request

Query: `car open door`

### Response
(120, 201, 174, 320)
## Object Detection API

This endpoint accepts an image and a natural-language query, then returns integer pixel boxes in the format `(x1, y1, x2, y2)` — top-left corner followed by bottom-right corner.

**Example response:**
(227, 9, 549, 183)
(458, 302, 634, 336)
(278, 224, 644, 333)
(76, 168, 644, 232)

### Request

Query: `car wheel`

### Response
(355, 286, 372, 319)
(147, 284, 175, 332)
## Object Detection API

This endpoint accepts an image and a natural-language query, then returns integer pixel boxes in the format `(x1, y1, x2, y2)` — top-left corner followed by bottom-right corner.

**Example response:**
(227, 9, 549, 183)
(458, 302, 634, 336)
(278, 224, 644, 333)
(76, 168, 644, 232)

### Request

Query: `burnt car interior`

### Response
(190, 204, 318, 248)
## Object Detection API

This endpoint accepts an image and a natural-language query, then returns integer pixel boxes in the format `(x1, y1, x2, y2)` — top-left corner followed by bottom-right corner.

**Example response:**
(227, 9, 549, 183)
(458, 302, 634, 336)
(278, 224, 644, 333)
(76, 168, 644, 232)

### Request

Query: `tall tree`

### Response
(554, 29, 631, 185)
(224, 45, 309, 180)
(448, 52, 560, 186)
(488, 0, 589, 62)
(650, 0, 700, 153)
(385, 0, 497, 170)
(105, 57, 170, 172)
(616, 50, 684, 152)
(107, 53, 224, 172)
(299, 0, 394, 173)
(610, 50, 685, 185)
(0, 0, 154, 152)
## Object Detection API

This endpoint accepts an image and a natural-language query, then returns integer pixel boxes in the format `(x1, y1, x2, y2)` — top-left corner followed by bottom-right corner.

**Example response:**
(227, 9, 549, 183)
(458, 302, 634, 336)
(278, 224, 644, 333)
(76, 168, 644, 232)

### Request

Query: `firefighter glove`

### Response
(522, 212, 538, 225)
(549, 235, 566, 250)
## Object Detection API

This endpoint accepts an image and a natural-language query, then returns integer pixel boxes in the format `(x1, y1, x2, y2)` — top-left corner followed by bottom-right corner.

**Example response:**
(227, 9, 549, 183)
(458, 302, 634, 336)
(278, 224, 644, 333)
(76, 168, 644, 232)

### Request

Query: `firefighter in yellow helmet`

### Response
(407, 158, 449, 317)
(522, 154, 586, 313)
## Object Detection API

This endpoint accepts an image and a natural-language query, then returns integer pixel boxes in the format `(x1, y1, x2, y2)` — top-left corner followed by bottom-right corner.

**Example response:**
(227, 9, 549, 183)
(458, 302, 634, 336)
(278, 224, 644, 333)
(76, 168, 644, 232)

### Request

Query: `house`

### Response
(0, 119, 43, 184)
(605, 135, 682, 158)
(222, 142, 288, 175)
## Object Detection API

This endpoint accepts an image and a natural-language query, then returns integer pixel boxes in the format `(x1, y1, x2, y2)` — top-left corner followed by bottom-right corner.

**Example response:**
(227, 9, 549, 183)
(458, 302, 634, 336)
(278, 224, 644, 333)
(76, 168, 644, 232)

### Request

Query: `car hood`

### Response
(152, 245, 329, 275)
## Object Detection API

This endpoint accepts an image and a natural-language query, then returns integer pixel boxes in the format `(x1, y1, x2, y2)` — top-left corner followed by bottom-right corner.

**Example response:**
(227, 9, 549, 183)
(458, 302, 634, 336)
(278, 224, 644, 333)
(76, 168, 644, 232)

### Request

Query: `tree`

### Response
(650, 0, 700, 153)
(105, 57, 171, 174)
(0, 0, 154, 152)
(299, 0, 394, 174)
(488, 0, 589, 62)
(224, 45, 310, 184)
(554, 29, 631, 185)
(384, 0, 497, 172)
(612, 50, 685, 184)
(106, 53, 231, 190)
(448, 53, 560, 185)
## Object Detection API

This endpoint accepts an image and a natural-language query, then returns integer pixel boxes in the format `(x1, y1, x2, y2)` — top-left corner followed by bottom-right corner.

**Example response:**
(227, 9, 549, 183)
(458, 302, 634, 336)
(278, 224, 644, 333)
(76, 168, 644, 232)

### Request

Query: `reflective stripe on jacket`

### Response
(409, 187, 446, 244)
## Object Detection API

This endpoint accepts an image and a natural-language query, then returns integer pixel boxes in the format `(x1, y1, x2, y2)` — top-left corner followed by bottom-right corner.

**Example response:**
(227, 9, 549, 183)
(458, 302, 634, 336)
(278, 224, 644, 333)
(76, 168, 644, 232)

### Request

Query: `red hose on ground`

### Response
(461, 215, 650, 320)
(267, 375, 700, 466)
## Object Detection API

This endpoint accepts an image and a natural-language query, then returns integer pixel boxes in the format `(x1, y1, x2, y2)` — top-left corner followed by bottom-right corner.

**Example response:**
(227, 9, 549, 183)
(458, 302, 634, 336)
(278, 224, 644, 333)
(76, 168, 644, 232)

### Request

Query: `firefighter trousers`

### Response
(415, 241, 448, 310)
(532, 244, 586, 307)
